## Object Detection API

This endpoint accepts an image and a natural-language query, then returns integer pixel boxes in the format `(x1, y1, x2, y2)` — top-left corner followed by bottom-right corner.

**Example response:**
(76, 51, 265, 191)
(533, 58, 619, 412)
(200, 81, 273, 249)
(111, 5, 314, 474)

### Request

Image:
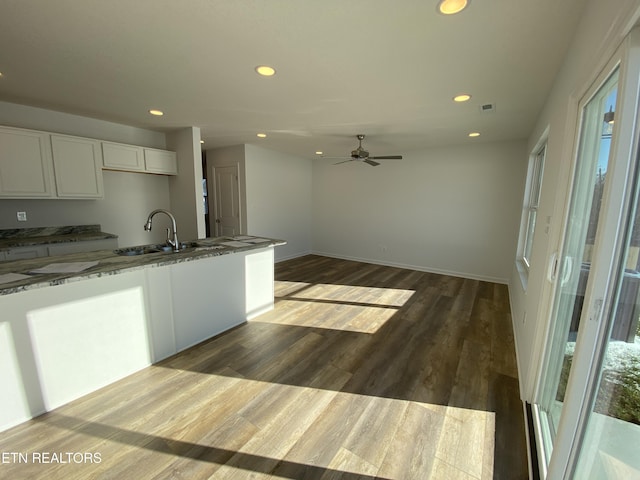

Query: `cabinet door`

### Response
(51, 135, 104, 198)
(144, 148, 178, 175)
(0, 127, 54, 198)
(102, 142, 144, 172)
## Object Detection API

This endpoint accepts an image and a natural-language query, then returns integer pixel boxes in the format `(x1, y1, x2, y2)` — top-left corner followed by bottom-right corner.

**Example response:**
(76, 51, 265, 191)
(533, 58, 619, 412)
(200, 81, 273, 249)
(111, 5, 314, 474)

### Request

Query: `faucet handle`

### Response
(165, 228, 178, 248)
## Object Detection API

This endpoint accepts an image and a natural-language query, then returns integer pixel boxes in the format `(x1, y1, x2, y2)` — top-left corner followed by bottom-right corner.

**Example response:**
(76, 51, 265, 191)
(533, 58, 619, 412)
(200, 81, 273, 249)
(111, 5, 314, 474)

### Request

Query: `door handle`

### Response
(560, 256, 574, 286)
(547, 252, 558, 283)
(547, 252, 574, 285)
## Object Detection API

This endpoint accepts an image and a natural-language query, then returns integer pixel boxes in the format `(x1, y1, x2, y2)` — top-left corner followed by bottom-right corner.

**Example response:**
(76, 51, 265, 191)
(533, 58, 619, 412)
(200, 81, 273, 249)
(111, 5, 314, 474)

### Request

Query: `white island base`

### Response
(0, 246, 274, 432)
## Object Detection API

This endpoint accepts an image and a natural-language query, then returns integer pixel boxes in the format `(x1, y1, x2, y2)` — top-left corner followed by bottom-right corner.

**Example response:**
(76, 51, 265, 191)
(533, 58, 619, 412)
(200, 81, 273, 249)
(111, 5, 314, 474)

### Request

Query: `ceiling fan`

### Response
(326, 134, 403, 166)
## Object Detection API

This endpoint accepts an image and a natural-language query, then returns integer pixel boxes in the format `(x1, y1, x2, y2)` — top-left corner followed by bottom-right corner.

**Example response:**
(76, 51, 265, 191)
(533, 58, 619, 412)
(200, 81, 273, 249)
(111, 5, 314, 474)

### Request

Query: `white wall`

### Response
(244, 144, 313, 261)
(166, 127, 206, 241)
(509, 0, 640, 399)
(0, 172, 170, 247)
(0, 102, 171, 246)
(312, 140, 527, 283)
(0, 102, 166, 148)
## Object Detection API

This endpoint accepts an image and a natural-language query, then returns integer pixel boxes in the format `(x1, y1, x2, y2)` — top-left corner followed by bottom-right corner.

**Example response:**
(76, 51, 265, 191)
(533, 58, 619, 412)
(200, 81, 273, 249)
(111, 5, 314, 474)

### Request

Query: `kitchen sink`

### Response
(114, 243, 175, 256)
(114, 241, 226, 256)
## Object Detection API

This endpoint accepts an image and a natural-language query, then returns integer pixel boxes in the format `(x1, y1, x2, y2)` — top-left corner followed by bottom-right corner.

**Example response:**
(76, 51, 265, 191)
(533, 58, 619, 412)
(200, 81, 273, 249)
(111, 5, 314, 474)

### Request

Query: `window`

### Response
(520, 141, 546, 271)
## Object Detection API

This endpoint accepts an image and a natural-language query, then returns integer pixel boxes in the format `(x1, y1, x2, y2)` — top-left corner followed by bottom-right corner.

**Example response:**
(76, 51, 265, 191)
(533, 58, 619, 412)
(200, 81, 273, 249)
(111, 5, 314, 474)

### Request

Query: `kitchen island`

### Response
(0, 235, 284, 432)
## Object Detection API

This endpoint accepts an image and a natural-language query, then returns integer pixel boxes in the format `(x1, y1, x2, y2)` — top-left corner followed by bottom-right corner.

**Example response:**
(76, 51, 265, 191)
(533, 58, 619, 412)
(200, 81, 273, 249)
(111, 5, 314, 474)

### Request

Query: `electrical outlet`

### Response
(17, 211, 27, 222)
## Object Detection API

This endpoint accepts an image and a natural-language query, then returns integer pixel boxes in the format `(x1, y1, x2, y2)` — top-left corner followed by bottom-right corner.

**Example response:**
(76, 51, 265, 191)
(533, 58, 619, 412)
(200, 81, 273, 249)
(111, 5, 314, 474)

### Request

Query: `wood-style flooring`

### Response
(0, 255, 528, 479)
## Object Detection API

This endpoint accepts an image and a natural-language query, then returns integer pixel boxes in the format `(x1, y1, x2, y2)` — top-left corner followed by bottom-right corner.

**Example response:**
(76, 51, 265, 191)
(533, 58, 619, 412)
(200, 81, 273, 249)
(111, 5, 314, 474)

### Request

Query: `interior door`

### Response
(210, 165, 241, 236)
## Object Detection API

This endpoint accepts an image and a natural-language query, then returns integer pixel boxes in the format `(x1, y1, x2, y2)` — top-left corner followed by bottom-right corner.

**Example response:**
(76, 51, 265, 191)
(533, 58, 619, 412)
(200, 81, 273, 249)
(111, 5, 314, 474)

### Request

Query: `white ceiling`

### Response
(0, 0, 587, 158)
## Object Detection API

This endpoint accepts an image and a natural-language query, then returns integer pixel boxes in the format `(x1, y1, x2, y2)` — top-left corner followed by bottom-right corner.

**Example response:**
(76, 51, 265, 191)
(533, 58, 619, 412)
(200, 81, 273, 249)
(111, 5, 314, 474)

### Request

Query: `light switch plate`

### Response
(17, 211, 27, 222)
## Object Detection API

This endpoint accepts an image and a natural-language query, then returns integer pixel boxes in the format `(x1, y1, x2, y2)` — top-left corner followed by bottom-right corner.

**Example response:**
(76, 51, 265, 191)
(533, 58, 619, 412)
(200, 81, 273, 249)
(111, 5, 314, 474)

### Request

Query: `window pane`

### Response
(521, 144, 546, 269)
(530, 146, 545, 207)
(573, 142, 640, 479)
(523, 209, 537, 267)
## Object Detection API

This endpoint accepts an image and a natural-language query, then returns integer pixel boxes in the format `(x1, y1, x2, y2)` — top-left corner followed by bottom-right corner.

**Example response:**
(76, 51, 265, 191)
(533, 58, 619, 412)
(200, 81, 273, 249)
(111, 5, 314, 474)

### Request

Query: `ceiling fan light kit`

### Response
(329, 134, 403, 167)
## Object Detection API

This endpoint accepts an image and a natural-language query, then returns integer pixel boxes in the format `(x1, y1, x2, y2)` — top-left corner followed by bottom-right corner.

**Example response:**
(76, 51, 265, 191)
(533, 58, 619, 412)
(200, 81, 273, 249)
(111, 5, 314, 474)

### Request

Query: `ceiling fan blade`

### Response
(330, 135, 404, 166)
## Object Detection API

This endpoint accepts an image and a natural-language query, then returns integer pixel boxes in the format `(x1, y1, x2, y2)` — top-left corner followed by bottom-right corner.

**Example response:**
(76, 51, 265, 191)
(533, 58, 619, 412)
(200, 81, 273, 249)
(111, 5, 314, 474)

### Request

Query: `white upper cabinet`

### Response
(51, 134, 104, 198)
(102, 142, 177, 176)
(102, 141, 144, 172)
(0, 126, 54, 198)
(144, 148, 178, 175)
(0, 125, 176, 199)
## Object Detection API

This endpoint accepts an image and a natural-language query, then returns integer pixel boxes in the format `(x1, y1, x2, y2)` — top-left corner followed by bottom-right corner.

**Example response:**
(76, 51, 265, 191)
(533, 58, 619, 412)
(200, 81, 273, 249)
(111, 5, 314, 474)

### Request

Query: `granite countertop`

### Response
(0, 235, 285, 296)
(0, 225, 118, 250)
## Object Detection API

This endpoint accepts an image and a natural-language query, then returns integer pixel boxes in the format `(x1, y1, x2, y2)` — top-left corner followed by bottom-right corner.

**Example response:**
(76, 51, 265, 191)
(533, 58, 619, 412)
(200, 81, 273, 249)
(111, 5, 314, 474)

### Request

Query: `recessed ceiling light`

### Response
(453, 94, 471, 102)
(257, 133, 267, 138)
(255, 65, 276, 77)
(315, 151, 323, 155)
(468, 132, 480, 137)
(437, 0, 469, 15)
(149, 109, 164, 116)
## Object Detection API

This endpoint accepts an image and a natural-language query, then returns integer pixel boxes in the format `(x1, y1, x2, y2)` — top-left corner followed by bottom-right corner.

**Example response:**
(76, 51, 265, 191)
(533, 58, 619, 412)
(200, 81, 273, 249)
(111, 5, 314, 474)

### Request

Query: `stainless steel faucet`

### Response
(144, 209, 179, 251)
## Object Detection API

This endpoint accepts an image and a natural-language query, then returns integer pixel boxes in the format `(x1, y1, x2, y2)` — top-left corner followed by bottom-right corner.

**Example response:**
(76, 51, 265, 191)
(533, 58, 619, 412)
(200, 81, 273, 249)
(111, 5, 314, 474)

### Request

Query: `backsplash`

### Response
(0, 225, 104, 239)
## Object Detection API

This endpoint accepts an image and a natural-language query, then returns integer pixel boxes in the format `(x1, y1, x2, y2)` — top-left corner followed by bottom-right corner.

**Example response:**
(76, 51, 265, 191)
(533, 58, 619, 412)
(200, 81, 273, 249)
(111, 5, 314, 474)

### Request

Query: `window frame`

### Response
(519, 137, 548, 276)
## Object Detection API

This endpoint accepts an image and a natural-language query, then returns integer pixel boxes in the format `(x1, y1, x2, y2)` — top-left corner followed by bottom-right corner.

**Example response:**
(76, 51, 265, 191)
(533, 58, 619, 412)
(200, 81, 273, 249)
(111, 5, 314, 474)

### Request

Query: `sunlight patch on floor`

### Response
(0, 344, 494, 479)
(284, 282, 415, 307)
(264, 282, 415, 334)
(157, 375, 497, 480)
(274, 280, 312, 297)
(255, 300, 398, 334)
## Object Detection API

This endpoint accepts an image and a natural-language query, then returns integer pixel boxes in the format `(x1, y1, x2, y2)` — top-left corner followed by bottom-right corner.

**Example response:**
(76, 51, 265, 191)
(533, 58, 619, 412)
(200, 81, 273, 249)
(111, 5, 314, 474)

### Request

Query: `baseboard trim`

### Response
(275, 250, 313, 263)
(507, 281, 527, 404)
(309, 251, 510, 284)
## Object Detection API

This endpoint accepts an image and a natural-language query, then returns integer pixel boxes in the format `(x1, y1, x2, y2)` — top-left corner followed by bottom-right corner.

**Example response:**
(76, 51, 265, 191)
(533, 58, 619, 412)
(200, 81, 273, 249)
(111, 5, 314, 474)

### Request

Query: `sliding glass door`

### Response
(538, 70, 618, 445)
(535, 30, 640, 479)
(573, 153, 640, 478)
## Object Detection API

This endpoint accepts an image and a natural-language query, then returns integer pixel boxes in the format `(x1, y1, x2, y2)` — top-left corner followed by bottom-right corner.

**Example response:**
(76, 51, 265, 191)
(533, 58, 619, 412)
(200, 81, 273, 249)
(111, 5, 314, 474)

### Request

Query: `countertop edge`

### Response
(0, 237, 286, 296)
